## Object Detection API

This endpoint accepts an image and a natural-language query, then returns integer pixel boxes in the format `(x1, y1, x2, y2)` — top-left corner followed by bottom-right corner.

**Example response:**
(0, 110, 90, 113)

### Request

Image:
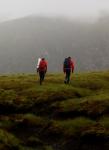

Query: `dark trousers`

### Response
(39, 71, 46, 85)
(65, 69, 71, 84)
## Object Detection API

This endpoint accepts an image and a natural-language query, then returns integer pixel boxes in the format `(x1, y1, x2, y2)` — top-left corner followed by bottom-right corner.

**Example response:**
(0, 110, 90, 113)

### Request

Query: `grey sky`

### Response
(0, 0, 109, 22)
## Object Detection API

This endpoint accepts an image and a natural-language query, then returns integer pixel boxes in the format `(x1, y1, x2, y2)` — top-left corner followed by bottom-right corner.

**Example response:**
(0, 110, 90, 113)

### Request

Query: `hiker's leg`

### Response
(40, 71, 46, 84)
(42, 72, 45, 81)
(66, 70, 69, 83)
(67, 70, 71, 84)
(64, 72, 67, 83)
(66, 72, 69, 83)
(39, 71, 43, 85)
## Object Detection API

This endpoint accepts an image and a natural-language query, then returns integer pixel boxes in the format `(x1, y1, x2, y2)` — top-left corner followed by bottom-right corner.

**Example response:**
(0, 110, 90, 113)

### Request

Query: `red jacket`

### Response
(63, 59, 74, 73)
(39, 60, 47, 72)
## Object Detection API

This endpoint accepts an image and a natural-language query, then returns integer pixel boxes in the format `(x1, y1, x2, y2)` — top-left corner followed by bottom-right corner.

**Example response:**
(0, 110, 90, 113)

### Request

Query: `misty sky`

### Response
(0, 0, 109, 22)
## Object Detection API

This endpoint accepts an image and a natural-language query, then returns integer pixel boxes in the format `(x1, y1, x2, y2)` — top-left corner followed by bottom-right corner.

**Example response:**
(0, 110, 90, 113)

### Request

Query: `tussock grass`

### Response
(99, 116, 109, 130)
(0, 71, 109, 149)
(0, 129, 20, 148)
(50, 117, 95, 137)
(22, 114, 47, 127)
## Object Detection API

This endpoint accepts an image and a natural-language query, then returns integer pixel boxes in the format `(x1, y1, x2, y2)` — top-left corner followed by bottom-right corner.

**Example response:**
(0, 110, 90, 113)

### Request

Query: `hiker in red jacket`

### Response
(63, 57, 74, 84)
(39, 58, 47, 85)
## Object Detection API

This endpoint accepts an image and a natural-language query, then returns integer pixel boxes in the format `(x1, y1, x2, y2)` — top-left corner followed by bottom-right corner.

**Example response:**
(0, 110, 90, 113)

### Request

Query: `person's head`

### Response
(68, 56, 71, 60)
(42, 58, 45, 61)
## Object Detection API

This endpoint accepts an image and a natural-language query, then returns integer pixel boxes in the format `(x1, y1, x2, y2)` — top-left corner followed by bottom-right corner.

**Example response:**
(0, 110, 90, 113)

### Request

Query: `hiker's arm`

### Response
(71, 61, 74, 73)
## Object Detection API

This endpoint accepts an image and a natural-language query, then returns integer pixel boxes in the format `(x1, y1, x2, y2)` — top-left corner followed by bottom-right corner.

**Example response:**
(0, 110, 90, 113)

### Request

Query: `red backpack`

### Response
(39, 60, 47, 71)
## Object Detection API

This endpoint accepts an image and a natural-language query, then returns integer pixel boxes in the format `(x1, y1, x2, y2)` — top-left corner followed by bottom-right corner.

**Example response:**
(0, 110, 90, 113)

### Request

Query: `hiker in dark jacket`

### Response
(38, 58, 47, 85)
(63, 57, 74, 84)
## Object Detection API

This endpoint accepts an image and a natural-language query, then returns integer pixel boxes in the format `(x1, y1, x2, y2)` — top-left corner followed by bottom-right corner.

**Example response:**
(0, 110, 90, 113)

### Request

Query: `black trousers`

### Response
(39, 71, 46, 85)
(65, 69, 71, 84)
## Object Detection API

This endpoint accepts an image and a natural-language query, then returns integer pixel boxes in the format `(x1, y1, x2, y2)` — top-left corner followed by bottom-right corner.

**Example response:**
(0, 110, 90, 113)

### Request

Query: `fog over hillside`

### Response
(0, 15, 109, 73)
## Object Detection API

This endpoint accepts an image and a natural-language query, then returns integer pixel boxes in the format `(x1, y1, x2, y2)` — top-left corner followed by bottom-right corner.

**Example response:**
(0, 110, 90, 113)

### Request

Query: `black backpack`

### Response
(64, 58, 70, 68)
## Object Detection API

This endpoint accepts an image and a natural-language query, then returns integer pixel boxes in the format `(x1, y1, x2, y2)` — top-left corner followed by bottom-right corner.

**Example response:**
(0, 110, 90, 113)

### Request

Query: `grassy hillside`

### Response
(0, 71, 109, 150)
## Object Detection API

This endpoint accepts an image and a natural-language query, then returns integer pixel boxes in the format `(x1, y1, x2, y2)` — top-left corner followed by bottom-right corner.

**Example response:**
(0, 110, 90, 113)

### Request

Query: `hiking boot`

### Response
(64, 80, 67, 84)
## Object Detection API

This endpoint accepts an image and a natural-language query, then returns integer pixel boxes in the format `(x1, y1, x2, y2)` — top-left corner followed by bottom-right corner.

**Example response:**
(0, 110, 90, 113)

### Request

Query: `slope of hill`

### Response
(0, 71, 109, 150)
(0, 15, 109, 73)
